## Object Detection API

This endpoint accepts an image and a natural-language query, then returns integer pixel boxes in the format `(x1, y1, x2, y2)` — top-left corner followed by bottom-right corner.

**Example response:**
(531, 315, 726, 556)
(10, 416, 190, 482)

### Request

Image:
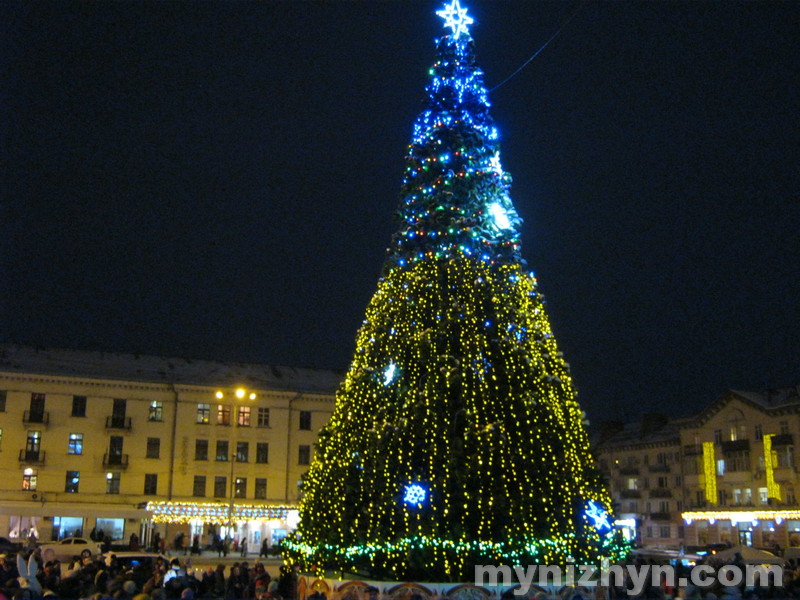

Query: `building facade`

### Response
(596, 386, 800, 551)
(0, 344, 339, 551)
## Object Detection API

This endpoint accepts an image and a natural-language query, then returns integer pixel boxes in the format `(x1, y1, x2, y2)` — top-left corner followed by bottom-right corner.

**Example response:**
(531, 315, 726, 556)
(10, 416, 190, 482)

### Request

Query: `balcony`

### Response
(648, 463, 670, 473)
(22, 410, 50, 426)
(619, 466, 639, 475)
(105, 416, 132, 431)
(103, 453, 129, 469)
(721, 439, 750, 453)
(772, 433, 794, 447)
(620, 489, 642, 499)
(650, 488, 673, 498)
(650, 512, 672, 521)
(18, 449, 46, 465)
(683, 443, 703, 456)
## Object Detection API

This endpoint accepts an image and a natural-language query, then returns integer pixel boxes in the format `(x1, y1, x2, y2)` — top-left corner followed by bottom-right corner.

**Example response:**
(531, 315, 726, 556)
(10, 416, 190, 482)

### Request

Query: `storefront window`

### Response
(96, 517, 124, 540)
(52, 516, 84, 540)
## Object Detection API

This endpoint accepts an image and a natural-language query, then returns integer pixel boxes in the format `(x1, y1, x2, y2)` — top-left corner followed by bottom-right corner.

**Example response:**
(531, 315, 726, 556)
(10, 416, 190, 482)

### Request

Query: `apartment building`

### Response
(596, 386, 800, 551)
(0, 344, 339, 550)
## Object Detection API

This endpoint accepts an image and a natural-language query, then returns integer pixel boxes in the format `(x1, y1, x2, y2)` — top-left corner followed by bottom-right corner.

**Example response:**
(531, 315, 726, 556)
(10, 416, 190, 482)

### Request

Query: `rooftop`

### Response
(0, 344, 343, 395)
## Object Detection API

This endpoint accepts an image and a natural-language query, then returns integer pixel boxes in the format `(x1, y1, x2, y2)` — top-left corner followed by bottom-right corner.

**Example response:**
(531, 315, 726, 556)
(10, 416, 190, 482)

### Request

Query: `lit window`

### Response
(234, 477, 247, 499)
(196, 404, 210, 424)
(65, 471, 80, 493)
(149, 401, 164, 422)
(106, 472, 121, 494)
(68, 433, 83, 455)
(22, 468, 37, 491)
(237, 406, 251, 427)
(217, 405, 231, 426)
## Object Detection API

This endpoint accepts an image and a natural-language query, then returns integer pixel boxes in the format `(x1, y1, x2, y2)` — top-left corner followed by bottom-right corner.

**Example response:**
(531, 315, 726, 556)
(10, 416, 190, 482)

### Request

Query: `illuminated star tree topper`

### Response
(436, 0, 474, 39)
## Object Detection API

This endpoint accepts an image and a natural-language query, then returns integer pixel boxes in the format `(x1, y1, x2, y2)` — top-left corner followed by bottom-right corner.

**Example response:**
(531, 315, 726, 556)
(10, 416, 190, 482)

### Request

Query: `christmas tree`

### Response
(286, 1, 626, 581)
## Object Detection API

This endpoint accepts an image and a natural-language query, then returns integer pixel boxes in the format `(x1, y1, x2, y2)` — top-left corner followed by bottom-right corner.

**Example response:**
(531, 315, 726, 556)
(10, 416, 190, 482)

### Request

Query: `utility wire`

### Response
(489, 0, 588, 93)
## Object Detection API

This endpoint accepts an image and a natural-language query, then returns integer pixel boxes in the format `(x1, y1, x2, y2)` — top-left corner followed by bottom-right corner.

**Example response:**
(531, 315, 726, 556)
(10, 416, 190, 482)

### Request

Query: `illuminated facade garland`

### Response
(682, 509, 800, 523)
(763, 434, 782, 501)
(702, 441, 717, 505)
(146, 501, 296, 524)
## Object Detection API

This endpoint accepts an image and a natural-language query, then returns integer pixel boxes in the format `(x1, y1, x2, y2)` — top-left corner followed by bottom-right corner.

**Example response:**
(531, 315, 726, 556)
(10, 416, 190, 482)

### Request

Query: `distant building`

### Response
(0, 344, 340, 550)
(596, 387, 800, 551)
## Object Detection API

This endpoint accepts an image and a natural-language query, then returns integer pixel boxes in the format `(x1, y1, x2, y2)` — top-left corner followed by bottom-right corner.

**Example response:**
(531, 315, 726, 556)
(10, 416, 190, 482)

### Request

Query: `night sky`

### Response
(2, 1, 798, 423)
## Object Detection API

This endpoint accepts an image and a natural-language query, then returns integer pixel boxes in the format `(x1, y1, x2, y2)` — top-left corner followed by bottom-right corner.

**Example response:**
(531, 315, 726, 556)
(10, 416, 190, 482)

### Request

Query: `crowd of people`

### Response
(0, 548, 298, 600)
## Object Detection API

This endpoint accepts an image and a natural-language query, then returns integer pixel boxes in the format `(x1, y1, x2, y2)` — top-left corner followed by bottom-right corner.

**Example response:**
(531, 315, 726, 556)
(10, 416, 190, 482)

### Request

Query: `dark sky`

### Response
(2, 1, 798, 423)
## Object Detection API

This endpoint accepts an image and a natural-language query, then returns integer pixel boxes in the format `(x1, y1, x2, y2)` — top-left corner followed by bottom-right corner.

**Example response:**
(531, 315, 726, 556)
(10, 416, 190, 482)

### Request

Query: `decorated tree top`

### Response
(386, 0, 522, 272)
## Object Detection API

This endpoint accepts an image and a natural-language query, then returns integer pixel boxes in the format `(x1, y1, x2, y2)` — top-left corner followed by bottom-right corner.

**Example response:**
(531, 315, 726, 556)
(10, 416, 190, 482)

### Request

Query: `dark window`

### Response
(193, 475, 206, 497)
(146, 437, 160, 459)
(72, 395, 86, 417)
(257, 408, 270, 427)
(214, 476, 227, 498)
(29, 394, 46, 422)
(0, 391, 6, 411)
(234, 477, 247, 499)
(216, 440, 229, 461)
(299, 445, 311, 465)
(256, 443, 269, 464)
(112, 399, 127, 425)
(195, 439, 209, 461)
(65, 471, 80, 493)
(299, 411, 312, 430)
(108, 436, 124, 464)
(254, 478, 267, 499)
(236, 441, 249, 463)
(144, 473, 158, 495)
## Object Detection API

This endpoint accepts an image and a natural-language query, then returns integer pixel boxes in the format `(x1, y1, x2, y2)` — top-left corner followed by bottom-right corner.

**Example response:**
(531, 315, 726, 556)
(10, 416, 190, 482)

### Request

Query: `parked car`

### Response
(0, 536, 23, 554)
(39, 537, 103, 561)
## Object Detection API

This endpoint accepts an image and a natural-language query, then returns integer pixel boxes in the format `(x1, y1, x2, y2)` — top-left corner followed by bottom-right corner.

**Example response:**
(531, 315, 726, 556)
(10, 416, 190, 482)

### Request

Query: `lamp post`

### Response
(215, 387, 256, 550)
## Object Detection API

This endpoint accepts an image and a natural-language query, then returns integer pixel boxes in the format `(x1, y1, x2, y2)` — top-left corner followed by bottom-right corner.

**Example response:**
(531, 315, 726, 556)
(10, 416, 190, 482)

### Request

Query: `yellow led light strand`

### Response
(703, 441, 717, 504)
(763, 434, 782, 501)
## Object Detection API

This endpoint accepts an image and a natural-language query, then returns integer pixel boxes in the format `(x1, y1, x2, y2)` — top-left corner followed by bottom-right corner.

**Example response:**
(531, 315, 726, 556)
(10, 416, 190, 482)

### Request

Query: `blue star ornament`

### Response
(403, 483, 427, 506)
(436, 0, 474, 39)
(586, 500, 612, 532)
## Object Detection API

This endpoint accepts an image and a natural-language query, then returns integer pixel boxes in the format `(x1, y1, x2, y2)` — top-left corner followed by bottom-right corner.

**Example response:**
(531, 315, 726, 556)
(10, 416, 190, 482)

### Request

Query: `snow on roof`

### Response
(731, 387, 800, 410)
(0, 344, 343, 395)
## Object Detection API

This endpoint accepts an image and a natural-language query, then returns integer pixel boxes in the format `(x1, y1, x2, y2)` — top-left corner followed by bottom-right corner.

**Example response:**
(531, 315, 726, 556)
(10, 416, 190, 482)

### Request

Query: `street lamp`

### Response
(214, 387, 256, 550)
